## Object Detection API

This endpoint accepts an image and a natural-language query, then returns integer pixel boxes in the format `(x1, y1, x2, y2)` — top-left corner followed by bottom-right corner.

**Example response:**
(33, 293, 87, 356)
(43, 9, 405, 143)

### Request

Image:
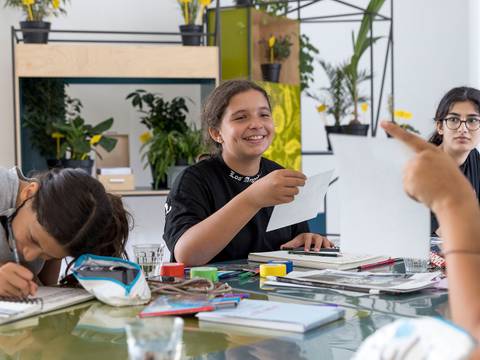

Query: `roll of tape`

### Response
(190, 267, 218, 282)
(260, 263, 287, 278)
(160, 263, 185, 278)
(268, 260, 293, 273)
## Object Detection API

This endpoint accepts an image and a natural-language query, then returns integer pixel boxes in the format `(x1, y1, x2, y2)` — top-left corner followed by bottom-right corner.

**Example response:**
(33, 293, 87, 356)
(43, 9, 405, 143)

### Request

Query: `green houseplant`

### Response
(177, 0, 211, 46)
(260, 34, 292, 83)
(128, 89, 204, 189)
(4, 0, 68, 43)
(53, 97, 117, 174)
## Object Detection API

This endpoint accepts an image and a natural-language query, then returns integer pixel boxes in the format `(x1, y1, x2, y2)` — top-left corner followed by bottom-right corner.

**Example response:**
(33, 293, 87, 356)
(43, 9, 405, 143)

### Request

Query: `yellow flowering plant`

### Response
(52, 97, 117, 160)
(177, 0, 211, 25)
(4, 0, 68, 21)
(261, 34, 292, 63)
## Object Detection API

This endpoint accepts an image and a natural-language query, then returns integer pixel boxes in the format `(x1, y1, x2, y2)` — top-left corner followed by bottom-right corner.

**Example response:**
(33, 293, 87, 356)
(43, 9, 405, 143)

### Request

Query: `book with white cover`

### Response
(196, 299, 345, 333)
(248, 250, 388, 270)
(0, 287, 94, 326)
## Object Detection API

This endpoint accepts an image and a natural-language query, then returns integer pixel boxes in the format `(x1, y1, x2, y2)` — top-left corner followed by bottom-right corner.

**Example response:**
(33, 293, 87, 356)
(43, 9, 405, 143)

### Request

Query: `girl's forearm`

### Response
(173, 190, 260, 266)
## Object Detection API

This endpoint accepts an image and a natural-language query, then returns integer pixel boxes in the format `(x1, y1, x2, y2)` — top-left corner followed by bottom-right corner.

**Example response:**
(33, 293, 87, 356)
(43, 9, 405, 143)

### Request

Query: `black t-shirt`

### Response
(431, 149, 480, 234)
(163, 156, 310, 263)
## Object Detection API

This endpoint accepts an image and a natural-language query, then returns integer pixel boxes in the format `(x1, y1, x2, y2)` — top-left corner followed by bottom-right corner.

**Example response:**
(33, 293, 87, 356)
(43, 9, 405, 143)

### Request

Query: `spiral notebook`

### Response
(0, 286, 94, 325)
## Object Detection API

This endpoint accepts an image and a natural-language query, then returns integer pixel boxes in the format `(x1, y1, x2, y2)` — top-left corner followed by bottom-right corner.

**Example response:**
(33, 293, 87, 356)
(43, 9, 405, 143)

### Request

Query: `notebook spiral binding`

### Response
(0, 296, 43, 306)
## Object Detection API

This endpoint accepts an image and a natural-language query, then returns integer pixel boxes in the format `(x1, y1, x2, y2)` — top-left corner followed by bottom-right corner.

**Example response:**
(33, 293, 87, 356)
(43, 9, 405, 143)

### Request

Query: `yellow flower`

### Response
(268, 36, 276, 48)
(90, 134, 102, 145)
(316, 104, 327, 113)
(139, 131, 152, 144)
(394, 110, 413, 120)
(200, 0, 212, 5)
(22, 0, 34, 5)
(51, 132, 64, 139)
(52, 0, 60, 9)
(361, 103, 368, 113)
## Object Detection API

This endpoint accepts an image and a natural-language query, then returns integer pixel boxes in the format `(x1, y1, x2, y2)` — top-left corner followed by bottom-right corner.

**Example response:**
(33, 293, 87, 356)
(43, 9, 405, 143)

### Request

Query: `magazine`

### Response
(268, 269, 443, 294)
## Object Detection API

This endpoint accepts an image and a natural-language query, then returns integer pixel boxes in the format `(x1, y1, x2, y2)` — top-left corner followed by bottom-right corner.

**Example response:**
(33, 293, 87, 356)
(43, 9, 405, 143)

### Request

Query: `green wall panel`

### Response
(208, 8, 250, 80)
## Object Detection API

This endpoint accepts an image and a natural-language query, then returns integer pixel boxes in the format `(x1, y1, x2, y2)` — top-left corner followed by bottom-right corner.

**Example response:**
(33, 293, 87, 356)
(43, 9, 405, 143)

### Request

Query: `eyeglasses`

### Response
(442, 116, 480, 131)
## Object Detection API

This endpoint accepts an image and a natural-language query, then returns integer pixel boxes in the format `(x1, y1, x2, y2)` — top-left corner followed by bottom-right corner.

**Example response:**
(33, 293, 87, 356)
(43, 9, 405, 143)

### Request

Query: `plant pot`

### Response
(61, 159, 94, 176)
(167, 165, 188, 189)
(325, 124, 370, 151)
(20, 21, 50, 44)
(261, 63, 282, 83)
(179, 24, 203, 46)
(46, 158, 63, 170)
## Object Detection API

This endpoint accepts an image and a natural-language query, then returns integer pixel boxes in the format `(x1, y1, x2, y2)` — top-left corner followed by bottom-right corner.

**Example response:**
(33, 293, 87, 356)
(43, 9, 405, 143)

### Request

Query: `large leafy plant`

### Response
(128, 90, 203, 188)
(53, 98, 117, 160)
(4, 0, 68, 21)
(127, 90, 189, 134)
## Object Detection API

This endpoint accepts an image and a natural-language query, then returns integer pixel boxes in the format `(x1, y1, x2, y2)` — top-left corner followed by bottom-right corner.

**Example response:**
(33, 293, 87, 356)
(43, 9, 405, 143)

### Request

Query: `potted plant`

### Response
(52, 97, 118, 175)
(177, 0, 211, 46)
(234, 0, 253, 6)
(140, 127, 206, 189)
(5, 0, 68, 43)
(260, 34, 292, 83)
(127, 89, 195, 189)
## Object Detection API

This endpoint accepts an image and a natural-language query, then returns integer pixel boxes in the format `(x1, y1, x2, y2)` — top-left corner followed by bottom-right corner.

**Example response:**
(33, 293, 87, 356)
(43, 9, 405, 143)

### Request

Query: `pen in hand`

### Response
(7, 221, 20, 264)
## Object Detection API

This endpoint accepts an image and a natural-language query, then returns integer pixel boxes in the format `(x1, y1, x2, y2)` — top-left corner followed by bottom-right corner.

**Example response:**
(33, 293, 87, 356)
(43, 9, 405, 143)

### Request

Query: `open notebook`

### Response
(0, 286, 94, 325)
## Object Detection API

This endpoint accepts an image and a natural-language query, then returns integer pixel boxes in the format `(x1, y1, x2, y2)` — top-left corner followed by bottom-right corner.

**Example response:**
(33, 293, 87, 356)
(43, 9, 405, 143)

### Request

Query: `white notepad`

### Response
(0, 287, 94, 325)
(197, 299, 345, 333)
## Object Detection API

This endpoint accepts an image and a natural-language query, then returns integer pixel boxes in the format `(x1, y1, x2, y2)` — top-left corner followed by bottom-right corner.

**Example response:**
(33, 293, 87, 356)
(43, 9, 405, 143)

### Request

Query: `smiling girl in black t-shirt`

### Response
(163, 80, 332, 265)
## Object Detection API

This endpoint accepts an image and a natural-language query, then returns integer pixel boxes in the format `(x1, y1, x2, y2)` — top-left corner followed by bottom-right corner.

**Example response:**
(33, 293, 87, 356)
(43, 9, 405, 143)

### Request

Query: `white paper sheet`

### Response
(266, 170, 334, 232)
(330, 134, 430, 259)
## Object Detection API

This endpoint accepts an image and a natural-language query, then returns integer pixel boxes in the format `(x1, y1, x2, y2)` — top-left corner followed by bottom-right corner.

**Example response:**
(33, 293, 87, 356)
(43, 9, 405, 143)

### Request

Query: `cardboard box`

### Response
(96, 134, 135, 191)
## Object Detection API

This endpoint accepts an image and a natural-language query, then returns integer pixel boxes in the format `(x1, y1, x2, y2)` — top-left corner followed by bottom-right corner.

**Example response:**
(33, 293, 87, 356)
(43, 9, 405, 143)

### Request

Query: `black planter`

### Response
(261, 63, 282, 83)
(325, 124, 370, 151)
(20, 21, 50, 44)
(46, 158, 63, 170)
(179, 25, 203, 46)
(61, 159, 94, 176)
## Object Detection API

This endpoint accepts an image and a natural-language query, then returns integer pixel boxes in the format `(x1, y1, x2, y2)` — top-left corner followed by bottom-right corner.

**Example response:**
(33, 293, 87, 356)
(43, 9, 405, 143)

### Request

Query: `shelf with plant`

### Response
(5, 0, 68, 43)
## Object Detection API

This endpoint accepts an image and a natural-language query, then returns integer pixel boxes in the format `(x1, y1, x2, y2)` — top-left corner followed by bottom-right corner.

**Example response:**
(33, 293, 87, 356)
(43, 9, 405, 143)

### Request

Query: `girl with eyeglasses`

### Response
(0, 167, 132, 297)
(429, 86, 480, 236)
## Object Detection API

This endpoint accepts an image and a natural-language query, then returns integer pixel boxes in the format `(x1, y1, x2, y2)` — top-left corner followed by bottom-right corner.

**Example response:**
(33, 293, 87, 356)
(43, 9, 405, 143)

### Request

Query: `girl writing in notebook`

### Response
(163, 80, 332, 266)
(428, 87, 480, 236)
(0, 167, 131, 297)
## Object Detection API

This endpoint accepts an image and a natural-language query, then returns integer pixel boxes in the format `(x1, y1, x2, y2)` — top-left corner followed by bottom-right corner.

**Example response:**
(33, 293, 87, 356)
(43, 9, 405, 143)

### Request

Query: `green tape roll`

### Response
(190, 266, 218, 282)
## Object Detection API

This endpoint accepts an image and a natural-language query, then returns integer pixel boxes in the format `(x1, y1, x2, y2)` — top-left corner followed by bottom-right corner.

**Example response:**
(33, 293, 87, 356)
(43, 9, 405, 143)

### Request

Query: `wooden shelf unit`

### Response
(12, 42, 219, 196)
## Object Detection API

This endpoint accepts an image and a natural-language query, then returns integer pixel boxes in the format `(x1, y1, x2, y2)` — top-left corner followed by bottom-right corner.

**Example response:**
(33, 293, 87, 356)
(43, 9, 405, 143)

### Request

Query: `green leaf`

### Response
(91, 118, 114, 134)
(97, 136, 118, 152)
